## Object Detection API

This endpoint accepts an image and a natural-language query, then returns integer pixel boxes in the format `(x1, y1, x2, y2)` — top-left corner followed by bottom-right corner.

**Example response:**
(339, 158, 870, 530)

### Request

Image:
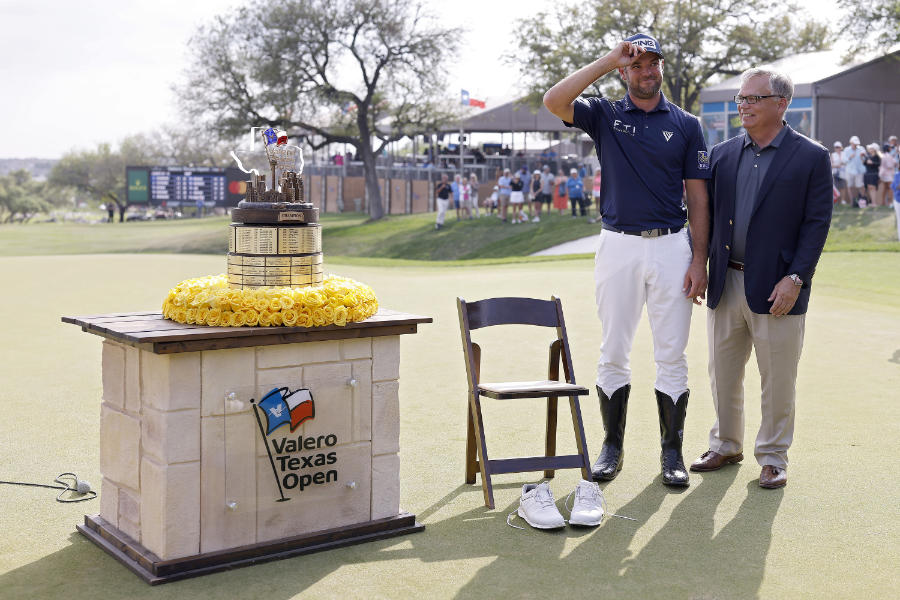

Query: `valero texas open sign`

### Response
(252, 387, 341, 501)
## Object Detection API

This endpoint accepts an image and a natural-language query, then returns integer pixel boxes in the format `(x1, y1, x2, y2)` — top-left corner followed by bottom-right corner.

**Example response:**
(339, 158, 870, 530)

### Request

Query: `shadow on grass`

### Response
(0, 474, 782, 599)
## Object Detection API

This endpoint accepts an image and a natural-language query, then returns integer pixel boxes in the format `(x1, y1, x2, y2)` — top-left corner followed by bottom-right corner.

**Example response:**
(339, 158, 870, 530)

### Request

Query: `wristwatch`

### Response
(788, 273, 803, 286)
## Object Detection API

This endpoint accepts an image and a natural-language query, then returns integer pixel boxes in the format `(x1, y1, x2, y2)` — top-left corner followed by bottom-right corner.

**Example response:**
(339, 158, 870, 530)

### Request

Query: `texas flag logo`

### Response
(257, 387, 315, 434)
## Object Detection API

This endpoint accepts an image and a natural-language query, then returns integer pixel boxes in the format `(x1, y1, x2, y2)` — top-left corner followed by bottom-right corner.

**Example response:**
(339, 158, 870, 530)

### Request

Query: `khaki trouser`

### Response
(707, 268, 805, 470)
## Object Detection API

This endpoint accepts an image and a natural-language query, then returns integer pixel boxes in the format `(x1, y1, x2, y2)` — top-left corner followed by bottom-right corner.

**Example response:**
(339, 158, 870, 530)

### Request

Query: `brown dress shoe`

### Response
(689, 450, 744, 472)
(759, 465, 787, 489)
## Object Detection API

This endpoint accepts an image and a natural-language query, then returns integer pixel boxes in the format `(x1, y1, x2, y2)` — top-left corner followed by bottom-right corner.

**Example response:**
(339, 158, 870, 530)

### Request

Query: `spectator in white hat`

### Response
(830, 141, 848, 204)
(842, 136, 866, 205)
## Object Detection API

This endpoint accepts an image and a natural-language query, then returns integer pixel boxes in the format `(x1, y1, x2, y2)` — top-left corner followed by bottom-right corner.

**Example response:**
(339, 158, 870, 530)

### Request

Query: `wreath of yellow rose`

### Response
(162, 274, 378, 327)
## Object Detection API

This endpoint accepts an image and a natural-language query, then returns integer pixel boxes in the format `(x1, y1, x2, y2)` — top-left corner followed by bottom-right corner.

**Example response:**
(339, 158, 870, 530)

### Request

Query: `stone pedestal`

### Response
(63, 310, 430, 584)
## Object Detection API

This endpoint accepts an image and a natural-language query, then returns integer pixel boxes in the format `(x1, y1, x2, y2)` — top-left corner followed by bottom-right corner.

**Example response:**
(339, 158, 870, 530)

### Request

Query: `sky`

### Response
(0, 0, 843, 159)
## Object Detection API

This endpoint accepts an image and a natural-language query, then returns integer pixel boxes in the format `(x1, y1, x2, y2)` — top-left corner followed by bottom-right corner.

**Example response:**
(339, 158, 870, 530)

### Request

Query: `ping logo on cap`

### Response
(625, 33, 663, 57)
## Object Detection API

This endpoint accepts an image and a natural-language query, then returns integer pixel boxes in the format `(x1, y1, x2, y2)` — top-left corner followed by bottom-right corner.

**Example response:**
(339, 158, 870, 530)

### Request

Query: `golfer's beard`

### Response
(629, 78, 662, 99)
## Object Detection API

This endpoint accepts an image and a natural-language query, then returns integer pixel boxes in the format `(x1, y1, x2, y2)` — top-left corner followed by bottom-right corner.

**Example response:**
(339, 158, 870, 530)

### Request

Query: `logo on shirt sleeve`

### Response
(698, 150, 710, 170)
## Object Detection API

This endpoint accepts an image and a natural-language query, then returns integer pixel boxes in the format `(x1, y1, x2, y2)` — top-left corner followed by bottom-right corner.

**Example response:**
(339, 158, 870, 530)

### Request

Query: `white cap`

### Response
(833, 141, 842, 147)
(533, 170, 541, 175)
(849, 135, 860, 144)
(570, 168, 578, 174)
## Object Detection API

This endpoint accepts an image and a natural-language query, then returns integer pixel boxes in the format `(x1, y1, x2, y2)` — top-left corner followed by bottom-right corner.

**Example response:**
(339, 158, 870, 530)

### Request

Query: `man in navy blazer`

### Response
(689, 68, 832, 489)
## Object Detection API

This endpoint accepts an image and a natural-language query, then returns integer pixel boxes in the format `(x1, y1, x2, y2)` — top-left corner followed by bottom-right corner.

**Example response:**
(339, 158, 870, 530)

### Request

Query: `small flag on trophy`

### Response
(263, 127, 278, 146)
(276, 130, 288, 146)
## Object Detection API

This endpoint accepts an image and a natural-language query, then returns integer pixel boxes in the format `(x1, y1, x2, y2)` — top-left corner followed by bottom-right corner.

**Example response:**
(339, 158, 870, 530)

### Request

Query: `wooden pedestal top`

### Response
(62, 309, 431, 355)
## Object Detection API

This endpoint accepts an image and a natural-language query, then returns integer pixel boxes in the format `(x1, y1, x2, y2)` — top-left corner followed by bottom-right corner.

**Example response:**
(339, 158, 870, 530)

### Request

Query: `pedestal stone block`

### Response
(100, 406, 140, 490)
(200, 415, 258, 553)
(141, 351, 201, 412)
(372, 380, 400, 455)
(101, 341, 125, 409)
(100, 478, 119, 529)
(352, 359, 373, 442)
(118, 487, 141, 542)
(140, 458, 200, 560)
(302, 362, 354, 443)
(257, 340, 340, 368)
(341, 339, 372, 360)
(202, 348, 255, 416)
(141, 408, 201, 464)
(371, 453, 400, 520)
(124, 346, 141, 414)
(372, 336, 400, 381)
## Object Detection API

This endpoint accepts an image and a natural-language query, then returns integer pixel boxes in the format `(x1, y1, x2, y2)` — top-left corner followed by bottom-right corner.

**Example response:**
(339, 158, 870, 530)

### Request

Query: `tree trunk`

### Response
(358, 140, 384, 220)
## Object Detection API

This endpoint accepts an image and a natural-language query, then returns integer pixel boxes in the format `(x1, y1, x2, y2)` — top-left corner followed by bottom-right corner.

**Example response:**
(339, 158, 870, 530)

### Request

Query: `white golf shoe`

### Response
(516, 482, 565, 529)
(566, 479, 606, 527)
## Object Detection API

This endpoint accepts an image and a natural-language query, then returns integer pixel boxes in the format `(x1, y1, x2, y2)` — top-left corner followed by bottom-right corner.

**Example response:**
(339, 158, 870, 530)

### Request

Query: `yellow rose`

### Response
(232, 311, 247, 327)
(258, 311, 272, 327)
(197, 307, 209, 324)
(279, 295, 294, 310)
(242, 308, 259, 326)
(221, 310, 234, 326)
(306, 290, 326, 308)
(241, 291, 257, 309)
(333, 305, 348, 326)
(281, 308, 299, 326)
(311, 307, 327, 326)
(186, 308, 198, 324)
(295, 309, 312, 327)
(206, 308, 222, 326)
(254, 296, 270, 312)
(270, 311, 283, 326)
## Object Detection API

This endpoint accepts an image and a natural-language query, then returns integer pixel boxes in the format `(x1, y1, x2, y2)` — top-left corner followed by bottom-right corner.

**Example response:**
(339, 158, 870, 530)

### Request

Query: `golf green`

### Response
(0, 253, 897, 599)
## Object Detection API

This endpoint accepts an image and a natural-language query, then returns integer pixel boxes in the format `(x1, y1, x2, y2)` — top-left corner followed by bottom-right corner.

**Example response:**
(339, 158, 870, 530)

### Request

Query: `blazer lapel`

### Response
(751, 127, 800, 217)
(718, 138, 741, 217)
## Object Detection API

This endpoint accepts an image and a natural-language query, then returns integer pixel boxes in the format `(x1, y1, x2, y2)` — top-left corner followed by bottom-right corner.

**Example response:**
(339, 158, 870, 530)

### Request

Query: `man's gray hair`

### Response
(740, 67, 794, 104)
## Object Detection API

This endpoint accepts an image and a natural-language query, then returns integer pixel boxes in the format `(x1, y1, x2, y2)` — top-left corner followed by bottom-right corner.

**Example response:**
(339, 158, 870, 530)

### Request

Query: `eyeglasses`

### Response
(734, 94, 784, 105)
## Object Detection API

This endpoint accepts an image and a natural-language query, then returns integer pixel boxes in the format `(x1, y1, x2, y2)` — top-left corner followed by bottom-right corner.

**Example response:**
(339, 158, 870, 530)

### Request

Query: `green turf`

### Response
(4, 204, 895, 260)
(0, 253, 897, 599)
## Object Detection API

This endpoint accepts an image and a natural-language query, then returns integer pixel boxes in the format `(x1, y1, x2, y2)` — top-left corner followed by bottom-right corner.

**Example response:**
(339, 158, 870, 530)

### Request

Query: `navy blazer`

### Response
(706, 126, 833, 315)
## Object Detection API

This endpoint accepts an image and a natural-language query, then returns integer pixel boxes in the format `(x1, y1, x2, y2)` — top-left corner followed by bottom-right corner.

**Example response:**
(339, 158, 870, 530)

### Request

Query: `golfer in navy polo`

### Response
(544, 33, 710, 487)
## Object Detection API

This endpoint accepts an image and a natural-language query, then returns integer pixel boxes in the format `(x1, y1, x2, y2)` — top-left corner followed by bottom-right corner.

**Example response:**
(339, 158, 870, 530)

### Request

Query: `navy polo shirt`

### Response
(564, 93, 710, 230)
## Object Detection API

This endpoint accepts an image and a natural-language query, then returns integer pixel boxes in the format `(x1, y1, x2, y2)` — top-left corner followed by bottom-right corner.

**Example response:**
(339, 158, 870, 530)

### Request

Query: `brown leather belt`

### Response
(728, 260, 744, 271)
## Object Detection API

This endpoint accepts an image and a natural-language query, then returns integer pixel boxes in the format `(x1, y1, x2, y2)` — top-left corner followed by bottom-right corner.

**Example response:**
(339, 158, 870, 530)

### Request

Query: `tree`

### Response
(838, 0, 900, 55)
(510, 0, 833, 114)
(177, 0, 461, 220)
(0, 170, 52, 223)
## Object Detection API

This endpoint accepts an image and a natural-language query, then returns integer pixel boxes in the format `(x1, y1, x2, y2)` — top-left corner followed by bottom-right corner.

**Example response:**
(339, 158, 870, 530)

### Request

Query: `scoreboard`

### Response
(126, 166, 245, 207)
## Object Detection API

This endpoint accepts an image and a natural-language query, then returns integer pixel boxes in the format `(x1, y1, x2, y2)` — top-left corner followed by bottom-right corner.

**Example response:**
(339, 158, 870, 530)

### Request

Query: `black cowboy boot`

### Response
(656, 389, 690, 487)
(591, 384, 630, 481)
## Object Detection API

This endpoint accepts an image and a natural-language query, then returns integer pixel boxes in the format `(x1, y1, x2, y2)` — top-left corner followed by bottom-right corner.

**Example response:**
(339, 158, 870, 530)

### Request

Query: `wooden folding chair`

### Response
(457, 296, 591, 508)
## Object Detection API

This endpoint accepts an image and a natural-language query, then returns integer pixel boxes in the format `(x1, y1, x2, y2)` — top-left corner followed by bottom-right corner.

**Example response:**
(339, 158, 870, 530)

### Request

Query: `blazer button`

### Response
(725, 244, 730, 250)
(729, 219, 733, 225)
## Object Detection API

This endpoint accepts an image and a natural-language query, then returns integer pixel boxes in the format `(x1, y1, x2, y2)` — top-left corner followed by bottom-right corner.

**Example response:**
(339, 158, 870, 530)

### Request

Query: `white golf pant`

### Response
(436, 198, 449, 225)
(594, 228, 694, 399)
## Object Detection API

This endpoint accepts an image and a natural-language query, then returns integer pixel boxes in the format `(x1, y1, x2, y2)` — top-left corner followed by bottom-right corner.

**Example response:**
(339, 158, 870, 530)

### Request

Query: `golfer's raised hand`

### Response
(605, 41, 645, 68)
